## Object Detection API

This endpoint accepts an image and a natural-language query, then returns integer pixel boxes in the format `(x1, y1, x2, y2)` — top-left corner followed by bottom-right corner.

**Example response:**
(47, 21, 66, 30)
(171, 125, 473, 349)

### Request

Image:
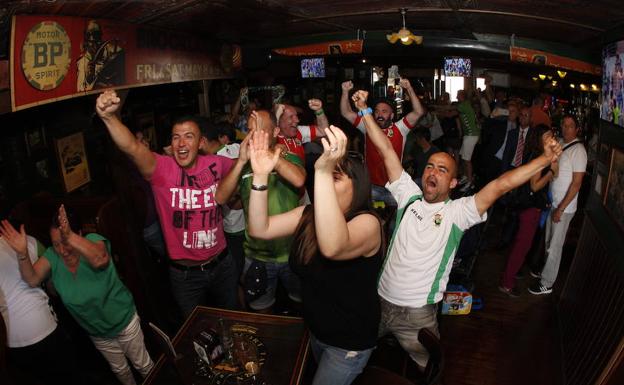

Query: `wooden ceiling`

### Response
(1, 0, 623, 56)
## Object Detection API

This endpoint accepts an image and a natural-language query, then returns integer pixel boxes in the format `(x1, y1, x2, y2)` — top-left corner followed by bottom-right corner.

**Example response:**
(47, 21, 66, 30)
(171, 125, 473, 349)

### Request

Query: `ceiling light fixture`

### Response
(387, 8, 423, 46)
(557, 70, 567, 78)
(538, 74, 546, 80)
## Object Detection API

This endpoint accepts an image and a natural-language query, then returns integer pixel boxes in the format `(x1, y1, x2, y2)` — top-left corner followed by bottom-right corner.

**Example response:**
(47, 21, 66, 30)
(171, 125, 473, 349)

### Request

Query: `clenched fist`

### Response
(95, 90, 121, 120)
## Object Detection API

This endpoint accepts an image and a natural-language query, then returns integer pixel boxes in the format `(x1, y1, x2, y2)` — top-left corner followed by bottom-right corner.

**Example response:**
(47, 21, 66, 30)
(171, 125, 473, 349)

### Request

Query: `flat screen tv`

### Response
(444, 57, 472, 77)
(301, 58, 325, 78)
(601, 40, 624, 127)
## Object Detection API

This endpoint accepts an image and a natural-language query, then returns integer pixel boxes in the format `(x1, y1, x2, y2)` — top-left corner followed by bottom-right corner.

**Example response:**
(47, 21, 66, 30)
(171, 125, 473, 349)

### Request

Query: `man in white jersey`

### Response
(352, 90, 562, 367)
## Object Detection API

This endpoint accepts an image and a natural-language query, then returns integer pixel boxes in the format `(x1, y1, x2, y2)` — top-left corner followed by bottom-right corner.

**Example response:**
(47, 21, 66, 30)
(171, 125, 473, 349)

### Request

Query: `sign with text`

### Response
(273, 39, 363, 56)
(11, 15, 239, 111)
(510, 46, 601, 75)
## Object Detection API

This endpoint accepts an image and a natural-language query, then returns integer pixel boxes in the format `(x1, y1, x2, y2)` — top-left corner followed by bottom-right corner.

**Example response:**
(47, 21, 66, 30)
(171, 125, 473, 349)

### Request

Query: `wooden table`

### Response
(143, 306, 309, 385)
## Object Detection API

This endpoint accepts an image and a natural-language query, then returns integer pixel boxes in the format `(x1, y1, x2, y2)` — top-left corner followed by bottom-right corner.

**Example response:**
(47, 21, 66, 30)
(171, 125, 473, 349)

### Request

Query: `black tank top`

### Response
(289, 209, 383, 350)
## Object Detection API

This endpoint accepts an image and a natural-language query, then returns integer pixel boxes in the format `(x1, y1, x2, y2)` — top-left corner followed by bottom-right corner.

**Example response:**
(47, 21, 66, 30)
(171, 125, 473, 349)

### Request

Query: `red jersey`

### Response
(276, 124, 319, 162)
(353, 116, 414, 186)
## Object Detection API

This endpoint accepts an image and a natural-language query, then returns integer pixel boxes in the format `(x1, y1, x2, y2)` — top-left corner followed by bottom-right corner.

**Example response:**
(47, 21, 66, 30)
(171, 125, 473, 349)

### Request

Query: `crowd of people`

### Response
(1, 78, 588, 385)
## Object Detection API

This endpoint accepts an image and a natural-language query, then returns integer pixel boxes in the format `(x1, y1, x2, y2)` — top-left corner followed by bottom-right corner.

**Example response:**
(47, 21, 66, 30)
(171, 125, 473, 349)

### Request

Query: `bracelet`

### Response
(251, 183, 268, 191)
(358, 107, 372, 117)
(314, 109, 325, 116)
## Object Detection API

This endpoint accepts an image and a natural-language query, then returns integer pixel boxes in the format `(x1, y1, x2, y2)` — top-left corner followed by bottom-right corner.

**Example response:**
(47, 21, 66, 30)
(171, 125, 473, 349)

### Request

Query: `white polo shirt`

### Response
(551, 139, 586, 214)
(378, 171, 486, 308)
(0, 236, 57, 347)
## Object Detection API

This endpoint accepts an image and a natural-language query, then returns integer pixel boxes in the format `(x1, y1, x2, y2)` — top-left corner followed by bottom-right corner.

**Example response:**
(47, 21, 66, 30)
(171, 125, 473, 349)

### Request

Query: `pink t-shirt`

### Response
(150, 153, 234, 262)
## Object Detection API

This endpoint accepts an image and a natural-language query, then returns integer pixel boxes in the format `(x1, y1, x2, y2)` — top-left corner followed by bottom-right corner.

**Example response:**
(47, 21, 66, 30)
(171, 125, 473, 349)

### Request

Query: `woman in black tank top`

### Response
(247, 126, 383, 385)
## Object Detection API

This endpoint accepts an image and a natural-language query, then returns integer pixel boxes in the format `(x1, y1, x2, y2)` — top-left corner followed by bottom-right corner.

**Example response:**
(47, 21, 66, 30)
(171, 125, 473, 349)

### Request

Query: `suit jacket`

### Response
(502, 125, 532, 172)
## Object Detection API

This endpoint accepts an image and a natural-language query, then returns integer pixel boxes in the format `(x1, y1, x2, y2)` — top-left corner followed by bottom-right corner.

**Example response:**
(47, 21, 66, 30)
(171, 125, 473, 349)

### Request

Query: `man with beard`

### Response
(351, 89, 562, 369)
(340, 79, 424, 205)
(96, 90, 238, 317)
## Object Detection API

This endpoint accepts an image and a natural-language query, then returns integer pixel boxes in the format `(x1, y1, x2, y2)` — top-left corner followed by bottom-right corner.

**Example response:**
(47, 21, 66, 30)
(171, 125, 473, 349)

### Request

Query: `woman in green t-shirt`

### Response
(1, 205, 153, 385)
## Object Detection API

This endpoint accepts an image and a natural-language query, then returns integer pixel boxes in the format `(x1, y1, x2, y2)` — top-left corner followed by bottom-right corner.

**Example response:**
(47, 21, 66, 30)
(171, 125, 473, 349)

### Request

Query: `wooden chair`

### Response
(358, 328, 444, 385)
(418, 328, 444, 385)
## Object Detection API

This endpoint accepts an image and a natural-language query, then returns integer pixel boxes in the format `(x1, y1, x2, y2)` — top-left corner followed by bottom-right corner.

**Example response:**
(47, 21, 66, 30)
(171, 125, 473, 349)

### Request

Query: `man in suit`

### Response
(498, 106, 533, 246)
(502, 106, 532, 172)
(479, 102, 519, 185)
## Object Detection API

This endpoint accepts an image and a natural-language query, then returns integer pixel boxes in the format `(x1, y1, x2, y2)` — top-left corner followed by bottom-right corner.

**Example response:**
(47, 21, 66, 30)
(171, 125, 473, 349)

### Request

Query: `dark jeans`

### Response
(8, 325, 82, 385)
(225, 231, 245, 280)
(169, 251, 238, 318)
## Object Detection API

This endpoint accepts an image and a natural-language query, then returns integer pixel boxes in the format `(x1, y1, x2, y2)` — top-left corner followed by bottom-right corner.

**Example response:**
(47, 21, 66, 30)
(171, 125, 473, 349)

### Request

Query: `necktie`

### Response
(513, 128, 525, 167)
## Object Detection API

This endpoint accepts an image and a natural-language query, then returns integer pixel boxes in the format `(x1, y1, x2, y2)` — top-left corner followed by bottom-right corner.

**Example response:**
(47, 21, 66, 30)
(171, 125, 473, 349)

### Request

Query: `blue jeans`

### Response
(310, 334, 374, 385)
(242, 257, 302, 310)
(169, 251, 238, 317)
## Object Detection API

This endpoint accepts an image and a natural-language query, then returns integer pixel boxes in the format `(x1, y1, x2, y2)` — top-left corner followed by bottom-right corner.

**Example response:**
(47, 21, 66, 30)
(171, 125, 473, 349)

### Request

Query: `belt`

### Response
(169, 249, 228, 271)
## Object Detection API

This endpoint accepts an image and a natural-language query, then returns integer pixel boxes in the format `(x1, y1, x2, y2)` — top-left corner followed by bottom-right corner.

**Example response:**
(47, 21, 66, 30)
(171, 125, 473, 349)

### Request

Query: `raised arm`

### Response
(309, 99, 329, 134)
(246, 130, 304, 240)
(313, 126, 381, 260)
(96, 90, 156, 179)
(57, 205, 110, 270)
(215, 133, 251, 204)
(228, 87, 246, 123)
(475, 138, 562, 216)
(340, 81, 357, 124)
(352, 90, 404, 183)
(0, 220, 51, 287)
(530, 160, 556, 192)
(400, 78, 425, 126)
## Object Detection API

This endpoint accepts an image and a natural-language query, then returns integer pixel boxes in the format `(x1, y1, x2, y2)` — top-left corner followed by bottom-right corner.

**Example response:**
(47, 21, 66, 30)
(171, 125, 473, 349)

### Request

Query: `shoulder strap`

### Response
(562, 140, 582, 152)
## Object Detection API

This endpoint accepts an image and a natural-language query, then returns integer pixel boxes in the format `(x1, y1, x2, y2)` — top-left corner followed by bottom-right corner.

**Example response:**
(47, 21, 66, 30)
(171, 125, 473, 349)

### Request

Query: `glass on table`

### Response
(233, 337, 260, 376)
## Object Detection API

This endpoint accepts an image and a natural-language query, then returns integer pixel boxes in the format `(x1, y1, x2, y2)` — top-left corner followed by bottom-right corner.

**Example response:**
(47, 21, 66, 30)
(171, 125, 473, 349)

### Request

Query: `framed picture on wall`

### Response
(604, 147, 624, 232)
(55, 132, 91, 193)
(598, 142, 611, 166)
(24, 125, 47, 156)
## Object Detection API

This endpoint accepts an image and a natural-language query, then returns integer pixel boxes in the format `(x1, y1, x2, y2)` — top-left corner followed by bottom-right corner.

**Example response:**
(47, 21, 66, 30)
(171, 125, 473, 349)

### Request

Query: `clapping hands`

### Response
(0, 219, 28, 257)
(315, 126, 348, 172)
(248, 130, 281, 177)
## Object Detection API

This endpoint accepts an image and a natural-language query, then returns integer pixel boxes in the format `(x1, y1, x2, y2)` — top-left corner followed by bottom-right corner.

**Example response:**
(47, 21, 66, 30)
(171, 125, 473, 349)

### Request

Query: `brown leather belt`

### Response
(169, 249, 228, 271)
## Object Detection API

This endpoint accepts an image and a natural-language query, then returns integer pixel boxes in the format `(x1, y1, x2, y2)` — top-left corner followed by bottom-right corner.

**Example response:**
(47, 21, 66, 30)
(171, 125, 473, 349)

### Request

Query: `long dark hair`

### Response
(524, 124, 552, 159)
(291, 153, 375, 265)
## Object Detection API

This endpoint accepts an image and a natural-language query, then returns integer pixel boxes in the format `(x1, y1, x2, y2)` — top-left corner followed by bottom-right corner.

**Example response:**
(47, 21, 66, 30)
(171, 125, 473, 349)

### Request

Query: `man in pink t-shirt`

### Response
(96, 90, 238, 316)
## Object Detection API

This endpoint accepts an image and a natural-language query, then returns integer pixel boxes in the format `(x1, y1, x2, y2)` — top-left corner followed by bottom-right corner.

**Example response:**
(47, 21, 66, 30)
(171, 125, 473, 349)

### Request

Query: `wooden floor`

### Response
(435, 211, 583, 385)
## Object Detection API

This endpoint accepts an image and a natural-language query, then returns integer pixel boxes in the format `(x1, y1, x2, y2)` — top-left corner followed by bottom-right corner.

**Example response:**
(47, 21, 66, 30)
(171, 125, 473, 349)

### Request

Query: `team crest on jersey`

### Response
(386, 129, 394, 138)
(434, 213, 443, 226)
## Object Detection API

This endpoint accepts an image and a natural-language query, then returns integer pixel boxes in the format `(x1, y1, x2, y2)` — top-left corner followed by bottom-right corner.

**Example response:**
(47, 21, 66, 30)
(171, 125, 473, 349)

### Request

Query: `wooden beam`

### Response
(132, 0, 206, 24)
(286, 7, 605, 33)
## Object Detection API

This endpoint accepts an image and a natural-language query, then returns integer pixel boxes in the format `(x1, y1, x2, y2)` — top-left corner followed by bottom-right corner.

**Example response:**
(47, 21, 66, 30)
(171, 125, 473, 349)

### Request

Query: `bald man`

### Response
(352, 90, 562, 367)
(218, 110, 306, 312)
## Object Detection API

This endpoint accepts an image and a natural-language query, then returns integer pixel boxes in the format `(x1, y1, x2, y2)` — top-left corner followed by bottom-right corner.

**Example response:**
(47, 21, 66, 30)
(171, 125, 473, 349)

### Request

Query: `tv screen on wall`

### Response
(444, 57, 472, 77)
(601, 41, 624, 127)
(301, 58, 325, 78)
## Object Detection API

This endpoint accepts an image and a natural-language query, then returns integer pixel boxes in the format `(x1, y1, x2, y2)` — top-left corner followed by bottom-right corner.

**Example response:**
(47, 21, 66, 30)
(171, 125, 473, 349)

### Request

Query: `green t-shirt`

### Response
(240, 153, 303, 263)
(457, 100, 480, 136)
(43, 233, 135, 338)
